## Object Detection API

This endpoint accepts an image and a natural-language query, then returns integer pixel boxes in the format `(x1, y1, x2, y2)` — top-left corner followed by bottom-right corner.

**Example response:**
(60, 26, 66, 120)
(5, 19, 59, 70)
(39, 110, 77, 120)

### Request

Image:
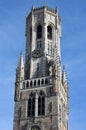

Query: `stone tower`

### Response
(13, 4, 69, 130)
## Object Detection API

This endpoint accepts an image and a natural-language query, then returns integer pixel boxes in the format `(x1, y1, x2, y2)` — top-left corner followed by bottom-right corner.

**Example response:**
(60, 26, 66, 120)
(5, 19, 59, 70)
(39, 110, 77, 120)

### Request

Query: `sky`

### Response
(0, 0, 86, 130)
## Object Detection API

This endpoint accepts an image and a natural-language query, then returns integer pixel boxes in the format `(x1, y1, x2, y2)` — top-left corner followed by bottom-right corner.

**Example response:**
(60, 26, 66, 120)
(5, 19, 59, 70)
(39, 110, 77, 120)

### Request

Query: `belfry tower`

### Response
(13, 4, 69, 130)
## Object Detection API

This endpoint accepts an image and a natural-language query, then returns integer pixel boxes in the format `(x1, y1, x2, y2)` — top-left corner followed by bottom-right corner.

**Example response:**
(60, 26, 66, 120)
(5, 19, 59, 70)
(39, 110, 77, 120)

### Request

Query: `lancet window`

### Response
(28, 93, 35, 117)
(37, 25, 42, 39)
(47, 25, 52, 39)
(38, 91, 45, 116)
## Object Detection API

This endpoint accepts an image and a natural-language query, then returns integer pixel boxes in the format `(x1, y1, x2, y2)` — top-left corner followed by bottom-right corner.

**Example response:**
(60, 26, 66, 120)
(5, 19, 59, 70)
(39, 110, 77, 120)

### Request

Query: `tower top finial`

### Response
(32, 4, 35, 10)
(17, 52, 24, 69)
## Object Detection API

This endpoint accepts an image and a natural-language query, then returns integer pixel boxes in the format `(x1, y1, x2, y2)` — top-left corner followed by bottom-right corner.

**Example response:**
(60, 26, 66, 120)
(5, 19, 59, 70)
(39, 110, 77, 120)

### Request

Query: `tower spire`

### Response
(17, 52, 24, 69)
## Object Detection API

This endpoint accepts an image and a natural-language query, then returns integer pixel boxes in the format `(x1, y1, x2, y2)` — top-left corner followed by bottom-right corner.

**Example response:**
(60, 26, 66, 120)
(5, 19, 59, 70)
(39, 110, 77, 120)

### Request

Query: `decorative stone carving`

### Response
(32, 49, 44, 58)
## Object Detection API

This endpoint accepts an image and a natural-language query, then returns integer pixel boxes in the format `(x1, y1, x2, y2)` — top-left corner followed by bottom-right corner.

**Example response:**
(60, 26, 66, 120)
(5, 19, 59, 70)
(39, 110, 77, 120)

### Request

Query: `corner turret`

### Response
(15, 53, 24, 101)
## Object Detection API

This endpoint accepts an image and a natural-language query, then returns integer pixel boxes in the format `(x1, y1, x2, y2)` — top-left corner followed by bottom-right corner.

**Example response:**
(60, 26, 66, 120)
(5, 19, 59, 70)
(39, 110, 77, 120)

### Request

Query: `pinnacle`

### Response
(17, 52, 24, 69)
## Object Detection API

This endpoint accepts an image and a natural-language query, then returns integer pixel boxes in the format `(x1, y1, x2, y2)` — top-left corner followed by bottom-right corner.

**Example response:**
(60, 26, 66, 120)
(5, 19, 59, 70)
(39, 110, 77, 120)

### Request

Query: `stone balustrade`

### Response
(20, 76, 52, 89)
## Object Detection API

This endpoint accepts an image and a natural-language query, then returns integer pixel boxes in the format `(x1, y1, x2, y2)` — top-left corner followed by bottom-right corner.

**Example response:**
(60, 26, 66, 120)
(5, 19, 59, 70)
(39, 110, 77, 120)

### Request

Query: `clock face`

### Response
(32, 49, 44, 58)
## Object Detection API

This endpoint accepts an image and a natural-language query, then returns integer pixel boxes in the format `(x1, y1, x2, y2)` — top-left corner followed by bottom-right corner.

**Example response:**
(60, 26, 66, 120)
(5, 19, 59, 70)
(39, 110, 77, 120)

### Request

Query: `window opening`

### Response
(26, 81, 29, 88)
(47, 26, 52, 39)
(41, 79, 44, 85)
(37, 25, 42, 39)
(34, 80, 36, 86)
(38, 92, 45, 116)
(38, 79, 40, 86)
(30, 81, 33, 87)
(28, 94, 35, 117)
(45, 78, 48, 85)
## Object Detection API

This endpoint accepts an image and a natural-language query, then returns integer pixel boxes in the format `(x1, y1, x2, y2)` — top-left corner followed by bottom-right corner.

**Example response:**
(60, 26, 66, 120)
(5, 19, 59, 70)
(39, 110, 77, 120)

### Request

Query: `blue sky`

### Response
(0, 0, 86, 130)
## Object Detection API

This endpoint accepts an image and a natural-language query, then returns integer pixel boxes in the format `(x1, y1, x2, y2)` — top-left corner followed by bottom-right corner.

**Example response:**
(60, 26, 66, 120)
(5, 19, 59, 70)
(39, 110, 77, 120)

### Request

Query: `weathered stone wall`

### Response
(13, 5, 68, 130)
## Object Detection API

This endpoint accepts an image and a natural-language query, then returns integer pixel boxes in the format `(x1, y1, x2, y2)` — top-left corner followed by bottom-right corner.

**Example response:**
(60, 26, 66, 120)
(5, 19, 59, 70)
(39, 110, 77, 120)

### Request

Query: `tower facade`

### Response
(13, 5, 69, 130)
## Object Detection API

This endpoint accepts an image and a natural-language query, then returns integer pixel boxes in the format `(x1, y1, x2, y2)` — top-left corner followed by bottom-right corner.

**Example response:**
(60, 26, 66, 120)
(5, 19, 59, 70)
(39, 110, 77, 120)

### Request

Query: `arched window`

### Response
(45, 78, 48, 85)
(26, 81, 29, 88)
(37, 25, 42, 39)
(38, 91, 45, 116)
(38, 79, 40, 86)
(47, 25, 52, 39)
(28, 93, 35, 117)
(41, 79, 44, 85)
(30, 80, 33, 87)
(34, 80, 36, 86)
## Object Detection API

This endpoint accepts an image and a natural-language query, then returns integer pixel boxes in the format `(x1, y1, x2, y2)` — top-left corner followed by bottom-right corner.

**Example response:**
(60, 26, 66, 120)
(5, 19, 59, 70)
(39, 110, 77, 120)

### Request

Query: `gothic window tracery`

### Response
(28, 93, 35, 117)
(38, 91, 45, 116)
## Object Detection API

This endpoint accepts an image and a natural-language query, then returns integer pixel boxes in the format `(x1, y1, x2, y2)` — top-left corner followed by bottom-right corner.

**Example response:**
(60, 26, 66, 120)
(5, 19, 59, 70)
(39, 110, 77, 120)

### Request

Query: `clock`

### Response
(32, 49, 44, 58)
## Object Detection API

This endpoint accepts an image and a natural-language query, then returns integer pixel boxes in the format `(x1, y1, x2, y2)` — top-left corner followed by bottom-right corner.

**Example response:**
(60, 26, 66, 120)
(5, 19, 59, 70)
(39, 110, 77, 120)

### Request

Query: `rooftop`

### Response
(32, 5, 57, 14)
